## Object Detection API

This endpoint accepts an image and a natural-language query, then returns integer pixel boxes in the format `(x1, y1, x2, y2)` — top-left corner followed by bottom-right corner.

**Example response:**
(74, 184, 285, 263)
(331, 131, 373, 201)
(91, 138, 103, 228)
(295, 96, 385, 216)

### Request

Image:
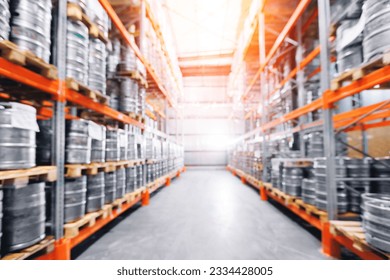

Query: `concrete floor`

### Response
(76, 168, 327, 260)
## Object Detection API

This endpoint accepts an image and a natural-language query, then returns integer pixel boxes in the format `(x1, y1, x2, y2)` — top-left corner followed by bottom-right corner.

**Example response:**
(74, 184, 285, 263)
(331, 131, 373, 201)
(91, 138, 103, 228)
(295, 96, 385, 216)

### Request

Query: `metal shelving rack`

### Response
(228, 0, 390, 259)
(0, 0, 184, 260)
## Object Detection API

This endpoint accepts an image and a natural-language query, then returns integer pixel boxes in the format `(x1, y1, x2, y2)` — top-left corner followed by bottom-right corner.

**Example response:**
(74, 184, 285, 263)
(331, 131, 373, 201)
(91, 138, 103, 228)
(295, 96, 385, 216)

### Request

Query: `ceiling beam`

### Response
(180, 64, 231, 77)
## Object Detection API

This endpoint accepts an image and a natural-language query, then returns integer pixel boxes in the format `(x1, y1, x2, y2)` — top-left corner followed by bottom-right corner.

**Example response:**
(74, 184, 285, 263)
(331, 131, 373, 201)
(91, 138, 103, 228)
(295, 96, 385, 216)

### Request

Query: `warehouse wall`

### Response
(168, 76, 244, 166)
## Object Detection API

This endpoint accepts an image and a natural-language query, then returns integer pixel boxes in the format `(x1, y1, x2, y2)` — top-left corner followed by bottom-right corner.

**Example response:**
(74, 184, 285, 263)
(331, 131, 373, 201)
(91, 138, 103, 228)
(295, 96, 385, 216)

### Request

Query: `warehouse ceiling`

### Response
(164, 0, 245, 66)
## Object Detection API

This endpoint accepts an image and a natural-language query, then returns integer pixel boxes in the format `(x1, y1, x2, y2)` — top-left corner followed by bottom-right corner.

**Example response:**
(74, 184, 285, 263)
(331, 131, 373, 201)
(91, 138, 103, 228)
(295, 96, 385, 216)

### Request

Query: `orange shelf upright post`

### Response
(260, 186, 268, 201)
(165, 177, 171, 187)
(142, 189, 150, 206)
(321, 222, 341, 259)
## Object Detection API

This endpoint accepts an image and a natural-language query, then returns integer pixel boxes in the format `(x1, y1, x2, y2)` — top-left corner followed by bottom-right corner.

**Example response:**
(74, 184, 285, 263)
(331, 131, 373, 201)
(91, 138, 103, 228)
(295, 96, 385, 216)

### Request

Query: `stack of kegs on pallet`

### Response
(105, 171, 116, 204)
(136, 165, 143, 189)
(146, 164, 153, 184)
(282, 165, 304, 197)
(302, 168, 316, 205)
(64, 176, 87, 223)
(119, 77, 138, 114)
(126, 167, 137, 193)
(66, 15, 89, 85)
(336, 19, 363, 73)
(36, 120, 52, 165)
(305, 82, 321, 122)
(65, 119, 91, 164)
(115, 168, 126, 199)
(314, 157, 349, 213)
(107, 38, 120, 77)
(372, 158, 390, 194)
(363, 0, 390, 62)
(0, 0, 10, 40)
(86, 172, 105, 213)
(0, 103, 37, 169)
(362, 193, 390, 253)
(88, 37, 107, 94)
(306, 131, 324, 158)
(127, 126, 137, 160)
(10, 0, 52, 62)
(106, 128, 119, 162)
(271, 159, 283, 190)
(118, 128, 127, 161)
(0, 103, 46, 256)
(2, 181, 46, 255)
(90, 122, 106, 163)
(345, 158, 371, 213)
(106, 79, 120, 111)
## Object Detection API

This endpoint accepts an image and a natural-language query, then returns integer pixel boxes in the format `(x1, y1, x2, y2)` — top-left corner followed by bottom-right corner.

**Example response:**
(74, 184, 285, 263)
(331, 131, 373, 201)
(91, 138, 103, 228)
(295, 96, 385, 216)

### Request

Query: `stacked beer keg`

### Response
(10, 0, 52, 62)
(362, 194, 390, 252)
(0, 0, 10, 40)
(106, 128, 120, 162)
(66, 18, 89, 84)
(0, 102, 37, 170)
(86, 172, 105, 213)
(346, 158, 371, 213)
(116, 168, 126, 199)
(65, 119, 91, 164)
(105, 171, 116, 204)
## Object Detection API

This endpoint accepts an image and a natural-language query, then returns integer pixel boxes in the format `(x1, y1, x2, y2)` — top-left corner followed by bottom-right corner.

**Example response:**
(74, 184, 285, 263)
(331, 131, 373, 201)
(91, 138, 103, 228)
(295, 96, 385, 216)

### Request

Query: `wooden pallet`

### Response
(0, 166, 57, 186)
(1, 236, 55, 260)
(118, 70, 148, 88)
(0, 40, 58, 80)
(331, 68, 355, 91)
(65, 161, 141, 178)
(331, 51, 390, 91)
(66, 78, 109, 105)
(294, 198, 325, 217)
(67, 3, 107, 43)
(330, 221, 390, 259)
(64, 205, 111, 238)
(263, 183, 295, 205)
(283, 160, 313, 168)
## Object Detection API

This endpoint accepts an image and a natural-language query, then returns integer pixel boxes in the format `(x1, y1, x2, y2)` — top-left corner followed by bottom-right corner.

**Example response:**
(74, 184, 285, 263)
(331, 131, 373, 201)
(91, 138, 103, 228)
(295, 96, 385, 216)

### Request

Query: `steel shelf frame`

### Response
(232, 0, 390, 257)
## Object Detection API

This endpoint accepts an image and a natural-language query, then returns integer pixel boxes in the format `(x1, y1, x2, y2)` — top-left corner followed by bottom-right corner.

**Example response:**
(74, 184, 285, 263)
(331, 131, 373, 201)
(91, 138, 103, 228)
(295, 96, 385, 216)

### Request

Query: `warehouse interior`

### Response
(0, 0, 390, 261)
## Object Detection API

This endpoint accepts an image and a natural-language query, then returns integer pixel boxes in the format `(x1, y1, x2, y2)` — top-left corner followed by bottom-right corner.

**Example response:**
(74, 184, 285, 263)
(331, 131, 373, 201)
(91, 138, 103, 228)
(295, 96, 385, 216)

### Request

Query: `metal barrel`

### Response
(91, 123, 106, 163)
(118, 129, 127, 161)
(119, 77, 138, 114)
(2, 182, 45, 254)
(302, 178, 316, 205)
(86, 172, 105, 213)
(104, 171, 116, 204)
(107, 38, 121, 76)
(107, 79, 120, 111)
(115, 168, 126, 199)
(126, 167, 137, 193)
(65, 119, 91, 164)
(36, 119, 52, 165)
(136, 165, 143, 189)
(119, 45, 137, 72)
(363, 198, 390, 252)
(372, 158, 390, 194)
(66, 19, 89, 85)
(127, 131, 137, 160)
(9, 0, 52, 62)
(106, 129, 120, 162)
(363, 0, 390, 61)
(64, 176, 87, 223)
(336, 20, 363, 73)
(138, 86, 146, 116)
(0, 102, 37, 170)
(282, 167, 303, 197)
(88, 38, 107, 94)
(0, 0, 11, 40)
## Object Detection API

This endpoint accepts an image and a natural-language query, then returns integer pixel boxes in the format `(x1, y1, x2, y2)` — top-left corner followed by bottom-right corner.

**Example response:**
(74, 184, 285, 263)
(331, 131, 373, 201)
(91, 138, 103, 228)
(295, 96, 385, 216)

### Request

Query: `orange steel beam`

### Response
(66, 88, 145, 128)
(331, 234, 384, 260)
(267, 46, 320, 100)
(180, 65, 231, 77)
(302, 8, 318, 34)
(324, 65, 390, 107)
(0, 58, 60, 97)
(98, 0, 175, 107)
(243, 0, 312, 100)
(179, 52, 233, 62)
